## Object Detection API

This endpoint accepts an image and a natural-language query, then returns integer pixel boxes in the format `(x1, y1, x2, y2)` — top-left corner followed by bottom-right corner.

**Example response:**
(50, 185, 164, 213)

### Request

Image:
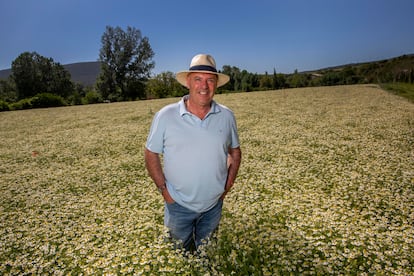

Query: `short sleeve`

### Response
(145, 111, 165, 154)
(229, 112, 240, 149)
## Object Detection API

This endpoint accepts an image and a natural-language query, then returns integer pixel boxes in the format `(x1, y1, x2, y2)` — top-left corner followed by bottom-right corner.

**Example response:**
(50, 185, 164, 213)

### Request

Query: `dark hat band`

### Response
(189, 65, 217, 73)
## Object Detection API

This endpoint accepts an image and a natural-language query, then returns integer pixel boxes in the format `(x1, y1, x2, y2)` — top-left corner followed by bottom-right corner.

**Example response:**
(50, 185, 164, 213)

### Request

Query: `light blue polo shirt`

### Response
(146, 95, 240, 213)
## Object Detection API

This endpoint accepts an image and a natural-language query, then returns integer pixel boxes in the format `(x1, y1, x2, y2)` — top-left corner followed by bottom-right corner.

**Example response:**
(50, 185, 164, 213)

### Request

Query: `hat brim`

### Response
(176, 71, 230, 88)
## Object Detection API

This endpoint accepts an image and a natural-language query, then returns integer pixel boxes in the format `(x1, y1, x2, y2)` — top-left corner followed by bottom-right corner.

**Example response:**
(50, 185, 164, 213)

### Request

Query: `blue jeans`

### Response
(164, 199, 223, 251)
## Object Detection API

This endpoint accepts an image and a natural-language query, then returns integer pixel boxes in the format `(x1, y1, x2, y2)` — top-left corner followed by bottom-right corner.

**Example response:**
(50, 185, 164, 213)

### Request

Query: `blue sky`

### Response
(0, 0, 413, 74)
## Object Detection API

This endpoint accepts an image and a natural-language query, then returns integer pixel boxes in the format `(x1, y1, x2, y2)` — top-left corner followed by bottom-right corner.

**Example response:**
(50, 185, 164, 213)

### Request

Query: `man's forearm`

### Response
(144, 148, 175, 203)
(226, 147, 242, 190)
(144, 148, 165, 188)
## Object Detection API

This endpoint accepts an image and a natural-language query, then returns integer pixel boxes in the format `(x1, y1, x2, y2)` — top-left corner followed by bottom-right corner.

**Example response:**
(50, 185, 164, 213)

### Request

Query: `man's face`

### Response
(186, 72, 217, 107)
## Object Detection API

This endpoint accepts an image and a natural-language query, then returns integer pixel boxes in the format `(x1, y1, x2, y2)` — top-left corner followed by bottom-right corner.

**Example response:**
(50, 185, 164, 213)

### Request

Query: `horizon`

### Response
(1, 53, 412, 78)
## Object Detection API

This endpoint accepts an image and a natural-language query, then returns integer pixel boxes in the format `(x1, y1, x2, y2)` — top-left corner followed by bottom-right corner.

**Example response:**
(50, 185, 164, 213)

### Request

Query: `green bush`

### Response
(68, 92, 83, 105)
(10, 98, 33, 110)
(31, 93, 67, 108)
(83, 91, 102, 104)
(0, 100, 10, 112)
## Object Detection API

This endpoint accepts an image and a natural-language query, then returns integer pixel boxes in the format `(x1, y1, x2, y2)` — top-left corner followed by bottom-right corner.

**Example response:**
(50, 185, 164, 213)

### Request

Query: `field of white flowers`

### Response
(0, 84, 413, 275)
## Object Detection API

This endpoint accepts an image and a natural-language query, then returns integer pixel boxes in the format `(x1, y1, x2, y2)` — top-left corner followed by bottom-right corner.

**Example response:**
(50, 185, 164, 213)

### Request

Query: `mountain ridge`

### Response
(0, 61, 101, 87)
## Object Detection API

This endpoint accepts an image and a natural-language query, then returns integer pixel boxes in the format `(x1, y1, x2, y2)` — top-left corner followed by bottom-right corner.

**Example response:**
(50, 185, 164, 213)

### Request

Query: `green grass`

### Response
(380, 82, 414, 102)
(0, 84, 413, 275)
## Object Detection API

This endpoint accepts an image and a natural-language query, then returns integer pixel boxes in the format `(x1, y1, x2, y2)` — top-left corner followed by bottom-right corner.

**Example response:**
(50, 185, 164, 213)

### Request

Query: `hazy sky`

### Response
(1, 0, 413, 74)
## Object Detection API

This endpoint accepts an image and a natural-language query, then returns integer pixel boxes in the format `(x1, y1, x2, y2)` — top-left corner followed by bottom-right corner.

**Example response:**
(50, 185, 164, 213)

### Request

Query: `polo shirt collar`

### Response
(179, 95, 220, 117)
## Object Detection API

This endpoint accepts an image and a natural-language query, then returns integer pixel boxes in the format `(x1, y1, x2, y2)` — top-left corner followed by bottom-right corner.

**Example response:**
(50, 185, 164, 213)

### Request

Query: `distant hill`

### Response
(63, 62, 101, 86)
(0, 69, 11, 81)
(0, 61, 101, 87)
(304, 54, 414, 76)
(318, 54, 413, 84)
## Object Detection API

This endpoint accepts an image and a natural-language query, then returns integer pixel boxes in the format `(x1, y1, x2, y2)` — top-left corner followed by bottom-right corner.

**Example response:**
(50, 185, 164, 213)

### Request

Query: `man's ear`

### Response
(185, 75, 191, 89)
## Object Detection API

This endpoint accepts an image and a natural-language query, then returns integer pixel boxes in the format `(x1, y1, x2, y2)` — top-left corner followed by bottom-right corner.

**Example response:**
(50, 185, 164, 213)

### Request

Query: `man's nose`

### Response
(201, 79, 209, 88)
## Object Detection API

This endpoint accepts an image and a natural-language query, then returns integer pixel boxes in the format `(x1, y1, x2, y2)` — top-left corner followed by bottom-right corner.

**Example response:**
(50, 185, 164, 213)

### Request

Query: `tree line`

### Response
(1, 25, 413, 112)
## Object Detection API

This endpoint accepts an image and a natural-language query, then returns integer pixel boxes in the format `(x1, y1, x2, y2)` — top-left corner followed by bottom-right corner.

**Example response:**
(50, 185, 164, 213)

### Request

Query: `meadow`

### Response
(0, 84, 413, 275)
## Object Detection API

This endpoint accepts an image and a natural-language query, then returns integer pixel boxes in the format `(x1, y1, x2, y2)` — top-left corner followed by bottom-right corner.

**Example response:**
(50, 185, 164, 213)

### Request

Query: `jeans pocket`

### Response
(166, 201, 177, 207)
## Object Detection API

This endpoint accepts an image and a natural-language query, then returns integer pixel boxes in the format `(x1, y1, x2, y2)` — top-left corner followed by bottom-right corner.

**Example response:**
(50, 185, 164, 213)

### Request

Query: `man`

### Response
(144, 54, 242, 251)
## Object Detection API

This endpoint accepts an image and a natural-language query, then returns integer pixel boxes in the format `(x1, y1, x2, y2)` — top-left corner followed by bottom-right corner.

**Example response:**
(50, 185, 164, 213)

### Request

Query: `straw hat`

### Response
(176, 54, 230, 88)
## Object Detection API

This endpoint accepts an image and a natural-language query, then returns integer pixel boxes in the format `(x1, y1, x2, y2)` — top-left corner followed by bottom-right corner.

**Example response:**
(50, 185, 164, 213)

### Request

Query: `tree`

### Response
(272, 68, 279, 89)
(221, 65, 242, 91)
(319, 71, 341, 86)
(0, 79, 17, 102)
(240, 70, 251, 91)
(288, 69, 309, 88)
(146, 71, 187, 99)
(97, 26, 155, 101)
(11, 52, 73, 100)
(260, 72, 272, 90)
